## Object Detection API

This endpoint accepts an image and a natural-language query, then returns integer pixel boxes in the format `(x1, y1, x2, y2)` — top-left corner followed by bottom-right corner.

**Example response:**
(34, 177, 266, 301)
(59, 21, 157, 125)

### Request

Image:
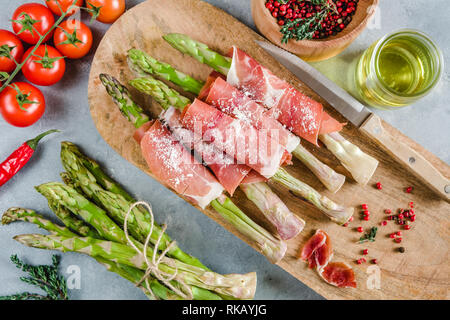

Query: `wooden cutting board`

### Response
(87, 0, 449, 300)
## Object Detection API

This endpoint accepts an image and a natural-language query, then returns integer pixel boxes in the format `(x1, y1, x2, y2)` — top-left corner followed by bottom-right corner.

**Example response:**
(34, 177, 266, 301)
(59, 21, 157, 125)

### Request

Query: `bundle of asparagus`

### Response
(2, 143, 257, 300)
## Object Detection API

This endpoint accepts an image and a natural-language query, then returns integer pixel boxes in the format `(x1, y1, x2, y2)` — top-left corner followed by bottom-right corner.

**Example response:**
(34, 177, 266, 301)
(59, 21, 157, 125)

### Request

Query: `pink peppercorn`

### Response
(381, 221, 387, 226)
(357, 227, 364, 233)
(363, 249, 368, 255)
(376, 182, 382, 189)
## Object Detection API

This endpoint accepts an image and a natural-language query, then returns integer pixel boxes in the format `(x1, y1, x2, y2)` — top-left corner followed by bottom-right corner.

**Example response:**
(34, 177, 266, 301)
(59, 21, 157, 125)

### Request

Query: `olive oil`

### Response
(355, 30, 443, 109)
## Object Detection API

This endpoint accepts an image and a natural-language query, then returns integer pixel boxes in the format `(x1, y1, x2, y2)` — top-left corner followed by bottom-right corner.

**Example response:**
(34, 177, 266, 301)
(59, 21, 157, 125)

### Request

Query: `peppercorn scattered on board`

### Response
(87, 0, 450, 300)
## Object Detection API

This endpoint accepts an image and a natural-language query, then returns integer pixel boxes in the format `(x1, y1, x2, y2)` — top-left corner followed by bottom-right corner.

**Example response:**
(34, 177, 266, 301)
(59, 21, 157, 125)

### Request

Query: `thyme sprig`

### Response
(359, 227, 378, 244)
(0, 254, 68, 300)
(278, 0, 337, 43)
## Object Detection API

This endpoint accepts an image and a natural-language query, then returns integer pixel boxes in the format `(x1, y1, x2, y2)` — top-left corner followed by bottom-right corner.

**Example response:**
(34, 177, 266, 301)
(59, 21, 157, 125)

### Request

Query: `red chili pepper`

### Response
(0, 130, 58, 187)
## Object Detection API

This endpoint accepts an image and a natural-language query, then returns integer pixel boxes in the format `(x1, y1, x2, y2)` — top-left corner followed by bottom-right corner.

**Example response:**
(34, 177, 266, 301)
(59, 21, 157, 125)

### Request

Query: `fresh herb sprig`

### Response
(359, 227, 378, 244)
(280, 10, 328, 43)
(278, 0, 337, 43)
(0, 254, 68, 300)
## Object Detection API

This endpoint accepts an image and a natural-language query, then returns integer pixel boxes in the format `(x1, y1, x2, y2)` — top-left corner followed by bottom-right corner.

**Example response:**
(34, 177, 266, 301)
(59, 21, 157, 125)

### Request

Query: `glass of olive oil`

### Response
(355, 29, 443, 109)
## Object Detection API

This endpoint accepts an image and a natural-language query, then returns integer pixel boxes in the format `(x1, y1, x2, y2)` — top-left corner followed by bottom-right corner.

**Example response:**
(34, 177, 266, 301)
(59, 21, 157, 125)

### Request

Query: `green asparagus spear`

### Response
(272, 168, 353, 224)
(35, 182, 132, 244)
(210, 195, 287, 264)
(129, 77, 191, 110)
(2, 208, 75, 238)
(127, 48, 204, 94)
(15, 234, 256, 300)
(100, 73, 150, 128)
(60, 142, 208, 270)
(47, 200, 100, 238)
(163, 33, 232, 75)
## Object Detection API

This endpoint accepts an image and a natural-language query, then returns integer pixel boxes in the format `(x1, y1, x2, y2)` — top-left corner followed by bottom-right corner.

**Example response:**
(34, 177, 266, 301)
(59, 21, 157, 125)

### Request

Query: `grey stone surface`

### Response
(0, 0, 448, 300)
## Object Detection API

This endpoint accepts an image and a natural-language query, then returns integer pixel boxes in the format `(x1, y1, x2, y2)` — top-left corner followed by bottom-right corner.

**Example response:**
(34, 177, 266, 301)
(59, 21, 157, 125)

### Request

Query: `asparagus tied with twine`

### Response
(123, 201, 192, 300)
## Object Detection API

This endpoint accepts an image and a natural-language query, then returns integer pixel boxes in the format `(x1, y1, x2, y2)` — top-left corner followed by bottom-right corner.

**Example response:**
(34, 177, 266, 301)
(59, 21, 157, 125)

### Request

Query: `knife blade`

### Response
(255, 39, 450, 201)
(255, 40, 372, 128)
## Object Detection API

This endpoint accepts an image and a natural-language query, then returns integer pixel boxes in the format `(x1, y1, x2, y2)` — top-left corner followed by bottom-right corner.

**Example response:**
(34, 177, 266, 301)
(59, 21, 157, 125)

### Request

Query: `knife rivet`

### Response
(409, 157, 416, 164)
(445, 185, 450, 194)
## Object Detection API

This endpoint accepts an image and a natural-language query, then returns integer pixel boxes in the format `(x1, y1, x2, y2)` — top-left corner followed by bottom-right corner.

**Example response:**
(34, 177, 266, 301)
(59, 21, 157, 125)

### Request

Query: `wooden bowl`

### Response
(251, 0, 379, 61)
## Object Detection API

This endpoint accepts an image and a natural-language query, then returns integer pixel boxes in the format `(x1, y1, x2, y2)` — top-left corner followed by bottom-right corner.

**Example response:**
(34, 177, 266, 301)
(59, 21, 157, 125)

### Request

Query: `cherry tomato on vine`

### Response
(54, 20, 92, 59)
(86, 0, 125, 24)
(0, 30, 24, 73)
(0, 82, 45, 127)
(22, 45, 66, 86)
(45, 0, 84, 17)
(11, 3, 55, 44)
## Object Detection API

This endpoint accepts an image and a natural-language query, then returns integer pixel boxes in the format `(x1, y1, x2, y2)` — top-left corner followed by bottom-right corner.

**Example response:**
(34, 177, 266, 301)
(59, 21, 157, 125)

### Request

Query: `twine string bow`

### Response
(123, 201, 193, 300)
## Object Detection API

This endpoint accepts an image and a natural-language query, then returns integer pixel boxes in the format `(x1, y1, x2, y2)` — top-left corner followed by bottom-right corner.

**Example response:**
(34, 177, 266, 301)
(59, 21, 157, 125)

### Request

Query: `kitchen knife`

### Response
(256, 40, 450, 202)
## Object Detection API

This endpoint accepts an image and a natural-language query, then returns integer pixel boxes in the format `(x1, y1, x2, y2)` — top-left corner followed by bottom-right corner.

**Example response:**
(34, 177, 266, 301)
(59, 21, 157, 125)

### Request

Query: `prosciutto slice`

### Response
(319, 262, 357, 288)
(181, 99, 288, 178)
(160, 107, 250, 196)
(300, 229, 356, 288)
(300, 229, 333, 269)
(140, 120, 224, 209)
(204, 77, 300, 153)
(227, 46, 344, 145)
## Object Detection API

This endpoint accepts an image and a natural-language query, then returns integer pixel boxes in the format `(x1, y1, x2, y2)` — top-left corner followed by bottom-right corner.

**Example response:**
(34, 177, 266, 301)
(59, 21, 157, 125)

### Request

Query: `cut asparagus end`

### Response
(210, 195, 287, 264)
(292, 144, 346, 193)
(319, 132, 379, 186)
(163, 33, 232, 75)
(99, 73, 150, 128)
(127, 48, 205, 95)
(240, 182, 304, 240)
(129, 76, 191, 110)
(272, 168, 353, 225)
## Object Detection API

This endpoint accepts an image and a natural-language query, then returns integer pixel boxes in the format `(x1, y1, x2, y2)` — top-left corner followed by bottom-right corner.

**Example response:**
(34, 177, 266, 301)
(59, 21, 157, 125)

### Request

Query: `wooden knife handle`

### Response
(360, 114, 450, 202)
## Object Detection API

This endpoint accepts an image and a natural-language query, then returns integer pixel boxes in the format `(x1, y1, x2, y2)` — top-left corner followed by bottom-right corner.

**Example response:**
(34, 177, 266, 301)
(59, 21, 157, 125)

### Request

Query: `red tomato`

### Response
(0, 82, 45, 127)
(0, 30, 24, 73)
(54, 20, 92, 59)
(46, 0, 84, 16)
(86, 0, 125, 24)
(22, 45, 66, 86)
(12, 3, 55, 44)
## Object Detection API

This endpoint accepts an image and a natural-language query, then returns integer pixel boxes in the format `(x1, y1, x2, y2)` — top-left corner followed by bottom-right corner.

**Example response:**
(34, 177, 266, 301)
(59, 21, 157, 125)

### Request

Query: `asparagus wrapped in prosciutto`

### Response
(100, 74, 287, 262)
(161, 34, 379, 186)
(128, 48, 345, 193)
(104, 74, 304, 241)
(128, 75, 353, 225)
